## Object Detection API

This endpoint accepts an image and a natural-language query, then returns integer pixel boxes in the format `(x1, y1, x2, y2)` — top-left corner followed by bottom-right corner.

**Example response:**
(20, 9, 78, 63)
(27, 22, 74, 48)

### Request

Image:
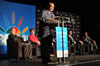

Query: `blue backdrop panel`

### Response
(0, 1, 36, 56)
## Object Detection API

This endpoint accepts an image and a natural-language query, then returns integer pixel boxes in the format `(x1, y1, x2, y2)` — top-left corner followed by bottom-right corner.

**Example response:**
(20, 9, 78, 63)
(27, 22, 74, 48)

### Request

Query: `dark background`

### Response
(5, 0, 100, 50)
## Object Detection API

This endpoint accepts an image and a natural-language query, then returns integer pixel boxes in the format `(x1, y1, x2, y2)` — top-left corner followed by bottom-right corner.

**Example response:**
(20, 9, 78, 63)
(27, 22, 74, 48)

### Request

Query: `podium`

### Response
(56, 27, 68, 63)
(44, 17, 69, 64)
(55, 18, 68, 64)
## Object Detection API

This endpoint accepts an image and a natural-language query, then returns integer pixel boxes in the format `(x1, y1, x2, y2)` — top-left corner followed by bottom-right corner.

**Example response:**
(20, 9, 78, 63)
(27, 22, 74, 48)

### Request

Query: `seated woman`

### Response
(28, 28, 40, 46)
(23, 28, 40, 61)
(28, 28, 40, 57)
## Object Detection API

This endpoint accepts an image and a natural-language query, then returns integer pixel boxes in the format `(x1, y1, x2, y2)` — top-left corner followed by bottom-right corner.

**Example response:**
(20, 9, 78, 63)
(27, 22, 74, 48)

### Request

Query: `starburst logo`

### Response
(0, 11, 29, 45)
(0, 11, 29, 34)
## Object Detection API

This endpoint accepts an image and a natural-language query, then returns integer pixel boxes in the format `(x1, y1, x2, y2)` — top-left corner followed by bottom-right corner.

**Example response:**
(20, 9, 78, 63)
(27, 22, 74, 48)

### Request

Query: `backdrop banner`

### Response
(0, 1, 36, 56)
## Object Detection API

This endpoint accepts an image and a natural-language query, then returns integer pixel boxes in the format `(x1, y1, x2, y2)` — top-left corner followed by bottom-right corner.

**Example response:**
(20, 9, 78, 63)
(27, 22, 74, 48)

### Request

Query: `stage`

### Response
(0, 1, 100, 66)
(1, 54, 100, 66)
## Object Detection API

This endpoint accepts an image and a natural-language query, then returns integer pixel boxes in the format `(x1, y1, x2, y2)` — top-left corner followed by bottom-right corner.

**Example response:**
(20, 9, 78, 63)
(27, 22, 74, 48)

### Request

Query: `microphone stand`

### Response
(60, 14, 66, 64)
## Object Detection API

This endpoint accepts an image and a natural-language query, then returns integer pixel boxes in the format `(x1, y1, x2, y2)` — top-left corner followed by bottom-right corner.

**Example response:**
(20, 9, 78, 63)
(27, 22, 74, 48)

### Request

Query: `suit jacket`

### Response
(8, 33, 24, 43)
(68, 35, 76, 45)
(39, 10, 55, 38)
(8, 33, 23, 58)
(82, 36, 92, 44)
(8, 34, 18, 42)
(42, 10, 55, 22)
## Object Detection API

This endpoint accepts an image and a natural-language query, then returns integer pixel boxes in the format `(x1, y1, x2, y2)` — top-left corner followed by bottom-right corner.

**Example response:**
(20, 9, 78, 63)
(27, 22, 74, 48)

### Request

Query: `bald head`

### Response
(49, 2, 54, 6)
(49, 2, 55, 12)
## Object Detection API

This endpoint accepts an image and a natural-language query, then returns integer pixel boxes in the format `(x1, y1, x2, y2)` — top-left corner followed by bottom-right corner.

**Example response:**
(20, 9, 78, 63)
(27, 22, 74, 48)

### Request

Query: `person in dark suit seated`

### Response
(68, 30, 84, 55)
(8, 27, 24, 60)
(83, 32, 98, 54)
(68, 30, 77, 55)
(68, 30, 76, 45)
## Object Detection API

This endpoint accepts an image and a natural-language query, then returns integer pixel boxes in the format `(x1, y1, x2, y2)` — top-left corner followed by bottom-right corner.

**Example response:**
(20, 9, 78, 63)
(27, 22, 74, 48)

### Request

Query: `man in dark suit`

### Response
(8, 27, 23, 59)
(68, 30, 76, 45)
(39, 2, 56, 64)
(68, 30, 84, 55)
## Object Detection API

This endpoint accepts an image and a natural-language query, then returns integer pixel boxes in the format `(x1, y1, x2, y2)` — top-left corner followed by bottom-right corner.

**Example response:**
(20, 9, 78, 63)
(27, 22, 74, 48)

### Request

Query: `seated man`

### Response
(8, 27, 24, 60)
(68, 30, 76, 45)
(68, 30, 76, 55)
(83, 32, 98, 54)
(68, 30, 84, 55)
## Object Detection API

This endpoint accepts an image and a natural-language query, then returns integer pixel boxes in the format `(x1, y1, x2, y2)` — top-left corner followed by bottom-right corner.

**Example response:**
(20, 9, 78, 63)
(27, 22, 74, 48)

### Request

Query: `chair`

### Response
(7, 39, 20, 62)
(82, 44, 90, 54)
(31, 42, 41, 57)
(68, 43, 76, 56)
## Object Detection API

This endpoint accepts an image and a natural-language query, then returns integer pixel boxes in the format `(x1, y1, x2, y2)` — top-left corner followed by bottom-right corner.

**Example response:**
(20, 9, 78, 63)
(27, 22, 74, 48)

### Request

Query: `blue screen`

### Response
(0, 1, 36, 56)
